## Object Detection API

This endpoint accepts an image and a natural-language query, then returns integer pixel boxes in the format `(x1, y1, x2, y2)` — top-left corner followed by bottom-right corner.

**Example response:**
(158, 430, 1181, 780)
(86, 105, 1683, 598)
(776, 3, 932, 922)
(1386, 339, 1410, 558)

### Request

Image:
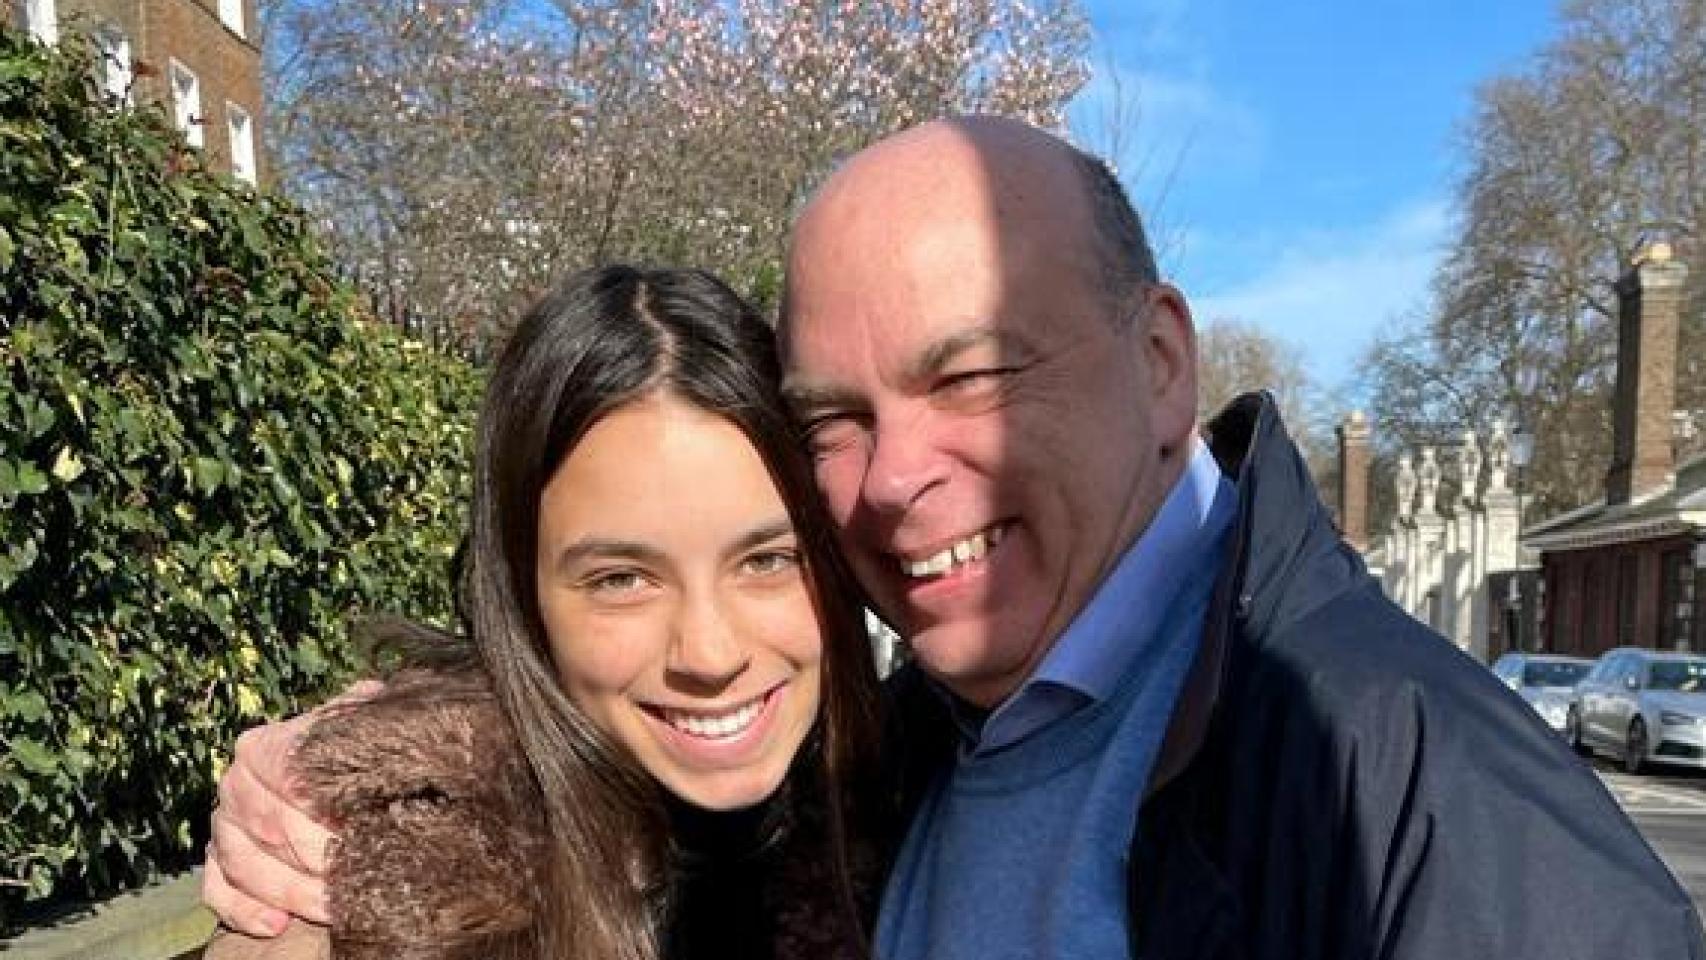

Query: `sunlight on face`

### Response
(534, 393, 823, 810)
(784, 211, 1159, 708)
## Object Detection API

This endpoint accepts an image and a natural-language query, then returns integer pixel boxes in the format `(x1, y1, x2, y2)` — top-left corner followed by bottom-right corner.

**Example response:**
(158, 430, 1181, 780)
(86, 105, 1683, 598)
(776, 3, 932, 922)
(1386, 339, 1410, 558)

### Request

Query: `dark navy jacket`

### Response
(886, 393, 1705, 958)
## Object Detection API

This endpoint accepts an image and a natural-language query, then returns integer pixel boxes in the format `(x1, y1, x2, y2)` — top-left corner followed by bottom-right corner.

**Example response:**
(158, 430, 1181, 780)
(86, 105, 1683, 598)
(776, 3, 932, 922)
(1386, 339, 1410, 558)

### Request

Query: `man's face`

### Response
(783, 188, 1190, 707)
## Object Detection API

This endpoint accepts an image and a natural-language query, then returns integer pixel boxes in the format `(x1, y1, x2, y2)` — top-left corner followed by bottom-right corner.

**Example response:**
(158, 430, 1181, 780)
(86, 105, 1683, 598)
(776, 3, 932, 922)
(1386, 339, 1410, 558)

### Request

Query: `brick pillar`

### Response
(1606, 245, 1688, 505)
(1336, 411, 1372, 551)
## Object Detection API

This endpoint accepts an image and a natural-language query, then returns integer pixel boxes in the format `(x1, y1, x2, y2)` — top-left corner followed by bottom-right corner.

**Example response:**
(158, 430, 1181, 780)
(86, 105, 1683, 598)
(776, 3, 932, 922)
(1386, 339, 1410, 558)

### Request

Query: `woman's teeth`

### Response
(901, 525, 1004, 580)
(664, 696, 764, 739)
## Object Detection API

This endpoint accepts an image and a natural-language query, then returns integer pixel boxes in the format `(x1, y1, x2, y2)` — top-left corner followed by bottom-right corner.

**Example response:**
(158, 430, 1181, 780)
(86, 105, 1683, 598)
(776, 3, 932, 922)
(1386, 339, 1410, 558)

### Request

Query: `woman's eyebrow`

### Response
(726, 517, 796, 560)
(553, 538, 666, 575)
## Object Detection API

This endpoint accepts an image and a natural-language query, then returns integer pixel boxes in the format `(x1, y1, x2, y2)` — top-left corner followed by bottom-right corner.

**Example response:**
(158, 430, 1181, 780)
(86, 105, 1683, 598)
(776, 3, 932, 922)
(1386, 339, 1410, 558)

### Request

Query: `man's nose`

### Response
(860, 414, 948, 514)
(666, 592, 751, 688)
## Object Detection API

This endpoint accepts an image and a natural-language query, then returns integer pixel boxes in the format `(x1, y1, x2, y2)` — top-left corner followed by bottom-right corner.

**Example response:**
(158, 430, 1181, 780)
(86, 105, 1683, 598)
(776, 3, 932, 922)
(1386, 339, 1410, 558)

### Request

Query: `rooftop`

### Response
(1523, 449, 1706, 553)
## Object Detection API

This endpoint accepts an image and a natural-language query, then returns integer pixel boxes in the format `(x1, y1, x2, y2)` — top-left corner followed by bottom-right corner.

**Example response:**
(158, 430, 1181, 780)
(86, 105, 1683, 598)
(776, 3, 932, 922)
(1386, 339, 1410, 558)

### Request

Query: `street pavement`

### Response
(1593, 760, 1706, 909)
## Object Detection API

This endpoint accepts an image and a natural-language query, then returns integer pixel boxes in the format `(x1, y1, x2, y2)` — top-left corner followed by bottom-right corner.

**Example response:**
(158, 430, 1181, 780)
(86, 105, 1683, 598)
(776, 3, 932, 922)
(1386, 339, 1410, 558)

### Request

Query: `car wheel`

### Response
(1567, 708, 1589, 756)
(1625, 718, 1648, 775)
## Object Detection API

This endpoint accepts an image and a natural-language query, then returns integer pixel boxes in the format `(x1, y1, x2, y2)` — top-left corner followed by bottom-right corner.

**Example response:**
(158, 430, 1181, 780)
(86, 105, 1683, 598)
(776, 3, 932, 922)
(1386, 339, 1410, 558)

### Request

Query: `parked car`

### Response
(1566, 647, 1706, 774)
(1490, 653, 1593, 734)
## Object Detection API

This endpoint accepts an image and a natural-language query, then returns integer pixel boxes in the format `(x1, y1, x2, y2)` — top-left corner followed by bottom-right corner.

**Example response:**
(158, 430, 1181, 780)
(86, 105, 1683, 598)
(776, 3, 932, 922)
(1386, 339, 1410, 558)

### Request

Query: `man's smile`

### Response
(895, 523, 1010, 580)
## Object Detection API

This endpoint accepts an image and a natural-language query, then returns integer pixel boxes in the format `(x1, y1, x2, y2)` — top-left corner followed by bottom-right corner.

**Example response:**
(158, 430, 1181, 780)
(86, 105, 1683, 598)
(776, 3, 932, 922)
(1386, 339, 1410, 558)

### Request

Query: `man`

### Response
(207, 117, 1704, 957)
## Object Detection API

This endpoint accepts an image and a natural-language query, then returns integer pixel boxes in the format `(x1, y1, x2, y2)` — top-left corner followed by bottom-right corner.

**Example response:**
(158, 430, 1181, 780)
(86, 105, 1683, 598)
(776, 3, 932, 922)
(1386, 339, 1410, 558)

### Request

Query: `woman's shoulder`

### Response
(296, 666, 547, 959)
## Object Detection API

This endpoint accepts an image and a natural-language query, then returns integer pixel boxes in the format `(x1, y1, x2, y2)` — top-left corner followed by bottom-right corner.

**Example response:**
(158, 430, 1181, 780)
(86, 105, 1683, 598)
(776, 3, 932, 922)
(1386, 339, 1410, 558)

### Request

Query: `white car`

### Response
(1490, 653, 1592, 734)
(1566, 648, 1706, 774)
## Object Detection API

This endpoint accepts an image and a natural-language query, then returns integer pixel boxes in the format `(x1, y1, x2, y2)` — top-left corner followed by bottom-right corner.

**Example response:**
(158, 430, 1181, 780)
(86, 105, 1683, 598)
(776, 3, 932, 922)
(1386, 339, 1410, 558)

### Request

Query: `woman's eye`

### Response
(742, 549, 800, 577)
(583, 569, 649, 596)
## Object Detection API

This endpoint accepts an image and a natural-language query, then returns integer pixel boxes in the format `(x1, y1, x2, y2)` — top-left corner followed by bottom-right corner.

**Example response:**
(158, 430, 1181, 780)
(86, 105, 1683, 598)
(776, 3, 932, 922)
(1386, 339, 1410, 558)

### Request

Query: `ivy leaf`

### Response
(235, 684, 263, 717)
(7, 689, 49, 722)
(190, 455, 225, 494)
(15, 462, 49, 496)
(9, 736, 60, 776)
(51, 446, 85, 483)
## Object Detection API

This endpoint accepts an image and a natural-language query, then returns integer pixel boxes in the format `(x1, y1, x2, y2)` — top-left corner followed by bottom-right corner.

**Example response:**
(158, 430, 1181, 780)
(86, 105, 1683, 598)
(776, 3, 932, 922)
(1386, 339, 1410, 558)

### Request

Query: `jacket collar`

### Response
(1144, 392, 1361, 799)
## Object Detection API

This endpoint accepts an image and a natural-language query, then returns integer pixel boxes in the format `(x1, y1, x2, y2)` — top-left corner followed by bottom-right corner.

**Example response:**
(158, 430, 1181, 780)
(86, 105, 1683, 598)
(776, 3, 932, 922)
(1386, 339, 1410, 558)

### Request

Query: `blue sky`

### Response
(1069, 0, 1561, 399)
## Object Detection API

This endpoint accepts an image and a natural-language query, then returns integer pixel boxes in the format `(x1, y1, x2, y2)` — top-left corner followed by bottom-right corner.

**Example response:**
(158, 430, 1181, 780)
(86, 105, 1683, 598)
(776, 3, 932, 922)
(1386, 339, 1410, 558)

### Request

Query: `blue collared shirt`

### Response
(964, 439, 1238, 755)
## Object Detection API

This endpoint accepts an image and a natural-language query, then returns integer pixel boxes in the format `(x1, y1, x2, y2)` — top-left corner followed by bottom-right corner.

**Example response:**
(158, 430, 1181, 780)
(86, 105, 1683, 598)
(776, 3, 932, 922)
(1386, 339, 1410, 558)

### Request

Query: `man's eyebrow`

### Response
(783, 326, 1037, 409)
(906, 325, 1032, 381)
(779, 377, 862, 412)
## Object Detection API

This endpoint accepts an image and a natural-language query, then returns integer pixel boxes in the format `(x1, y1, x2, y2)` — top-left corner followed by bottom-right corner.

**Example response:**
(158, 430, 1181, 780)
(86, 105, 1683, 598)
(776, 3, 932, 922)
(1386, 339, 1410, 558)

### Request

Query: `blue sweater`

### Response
(874, 527, 1229, 960)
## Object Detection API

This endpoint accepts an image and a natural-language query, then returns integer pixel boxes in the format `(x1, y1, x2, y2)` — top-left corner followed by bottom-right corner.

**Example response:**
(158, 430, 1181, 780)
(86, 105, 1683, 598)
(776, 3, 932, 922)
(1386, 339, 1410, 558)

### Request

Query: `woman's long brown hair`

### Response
(461, 265, 882, 959)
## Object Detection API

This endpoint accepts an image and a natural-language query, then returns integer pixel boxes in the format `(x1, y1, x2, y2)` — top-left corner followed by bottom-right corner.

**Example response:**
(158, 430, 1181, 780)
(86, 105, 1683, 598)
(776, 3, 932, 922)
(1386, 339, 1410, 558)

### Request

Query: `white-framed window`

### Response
(168, 60, 203, 148)
(217, 0, 245, 38)
(93, 23, 132, 103)
(22, 0, 59, 44)
(226, 103, 256, 185)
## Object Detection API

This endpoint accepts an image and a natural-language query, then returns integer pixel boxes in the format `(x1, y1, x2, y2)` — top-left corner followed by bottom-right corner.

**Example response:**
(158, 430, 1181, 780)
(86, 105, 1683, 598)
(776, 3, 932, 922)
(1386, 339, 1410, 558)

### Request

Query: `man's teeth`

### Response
(902, 526, 1003, 579)
(664, 698, 764, 739)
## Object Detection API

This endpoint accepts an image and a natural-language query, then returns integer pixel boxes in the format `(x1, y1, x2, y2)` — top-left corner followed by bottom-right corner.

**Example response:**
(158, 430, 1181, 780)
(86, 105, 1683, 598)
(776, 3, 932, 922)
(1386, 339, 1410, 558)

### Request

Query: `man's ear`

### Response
(1140, 282, 1198, 460)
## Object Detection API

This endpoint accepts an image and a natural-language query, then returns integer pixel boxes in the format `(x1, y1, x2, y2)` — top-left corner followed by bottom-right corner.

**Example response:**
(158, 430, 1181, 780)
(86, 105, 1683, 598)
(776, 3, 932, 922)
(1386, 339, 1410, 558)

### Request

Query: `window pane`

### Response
(1648, 659, 1706, 692)
(96, 25, 131, 103)
(24, 0, 58, 44)
(218, 0, 245, 37)
(1523, 661, 1590, 688)
(227, 104, 255, 184)
(169, 61, 202, 148)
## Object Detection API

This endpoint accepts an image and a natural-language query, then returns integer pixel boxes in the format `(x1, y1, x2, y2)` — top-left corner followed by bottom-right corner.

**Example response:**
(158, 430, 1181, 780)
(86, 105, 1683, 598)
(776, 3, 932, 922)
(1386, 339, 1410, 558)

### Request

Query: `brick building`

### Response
(1525, 247, 1705, 657)
(9, 0, 262, 184)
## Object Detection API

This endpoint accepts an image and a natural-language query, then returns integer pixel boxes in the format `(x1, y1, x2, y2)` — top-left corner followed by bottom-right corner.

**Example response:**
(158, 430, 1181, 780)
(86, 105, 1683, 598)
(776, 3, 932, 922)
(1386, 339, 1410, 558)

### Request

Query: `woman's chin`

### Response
(659, 763, 789, 812)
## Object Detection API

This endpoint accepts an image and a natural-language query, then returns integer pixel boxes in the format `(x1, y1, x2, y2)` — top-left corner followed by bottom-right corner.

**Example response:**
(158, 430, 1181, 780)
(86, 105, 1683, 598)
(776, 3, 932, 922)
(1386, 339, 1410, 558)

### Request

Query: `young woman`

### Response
(205, 266, 889, 960)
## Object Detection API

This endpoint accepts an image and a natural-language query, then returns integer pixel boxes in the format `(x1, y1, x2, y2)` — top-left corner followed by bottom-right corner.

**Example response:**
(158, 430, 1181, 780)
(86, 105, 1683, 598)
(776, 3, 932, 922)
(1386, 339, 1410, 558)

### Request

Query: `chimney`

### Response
(1606, 244, 1688, 506)
(1336, 410, 1372, 551)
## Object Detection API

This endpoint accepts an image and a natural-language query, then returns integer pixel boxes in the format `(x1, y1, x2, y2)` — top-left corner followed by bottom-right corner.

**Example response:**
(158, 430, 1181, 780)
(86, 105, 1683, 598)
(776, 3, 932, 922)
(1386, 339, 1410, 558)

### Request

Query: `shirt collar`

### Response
(959, 438, 1237, 751)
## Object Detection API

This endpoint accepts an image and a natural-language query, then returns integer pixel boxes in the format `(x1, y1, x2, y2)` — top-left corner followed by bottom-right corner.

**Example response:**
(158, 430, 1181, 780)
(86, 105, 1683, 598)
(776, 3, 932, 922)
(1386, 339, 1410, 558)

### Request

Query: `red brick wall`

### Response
(55, 0, 263, 183)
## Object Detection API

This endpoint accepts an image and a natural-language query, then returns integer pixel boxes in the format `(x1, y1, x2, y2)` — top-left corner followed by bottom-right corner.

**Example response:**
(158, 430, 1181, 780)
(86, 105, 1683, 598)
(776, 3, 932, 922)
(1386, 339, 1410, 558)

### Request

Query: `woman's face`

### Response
(535, 393, 824, 811)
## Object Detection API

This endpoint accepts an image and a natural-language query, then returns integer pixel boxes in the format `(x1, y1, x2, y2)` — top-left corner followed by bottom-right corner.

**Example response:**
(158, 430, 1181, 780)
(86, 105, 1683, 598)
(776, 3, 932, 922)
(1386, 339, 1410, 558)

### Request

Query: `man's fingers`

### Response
(208, 810, 332, 925)
(231, 679, 381, 800)
(202, 841, 292, 938)
(216, 747, 333, 877)
(229, 715, 313, 802)
(204, 681, 381, 930)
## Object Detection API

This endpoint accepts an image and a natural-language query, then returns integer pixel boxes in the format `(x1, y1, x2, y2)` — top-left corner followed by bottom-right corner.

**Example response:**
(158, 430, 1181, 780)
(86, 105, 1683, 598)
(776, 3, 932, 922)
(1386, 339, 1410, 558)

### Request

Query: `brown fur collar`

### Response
(206, 667, 880, 960)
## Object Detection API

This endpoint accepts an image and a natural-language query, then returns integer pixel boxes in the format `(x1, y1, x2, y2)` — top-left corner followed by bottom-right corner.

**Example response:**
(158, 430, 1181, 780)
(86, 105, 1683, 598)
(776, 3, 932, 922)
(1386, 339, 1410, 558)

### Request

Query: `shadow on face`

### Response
(779, 117, 1200, 708)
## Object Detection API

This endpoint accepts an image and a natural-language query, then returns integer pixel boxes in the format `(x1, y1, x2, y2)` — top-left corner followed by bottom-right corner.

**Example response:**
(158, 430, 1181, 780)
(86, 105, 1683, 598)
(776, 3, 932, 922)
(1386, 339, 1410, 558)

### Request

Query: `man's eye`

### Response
(804, 415, 862, 455)
(934, 369, 1012, 405)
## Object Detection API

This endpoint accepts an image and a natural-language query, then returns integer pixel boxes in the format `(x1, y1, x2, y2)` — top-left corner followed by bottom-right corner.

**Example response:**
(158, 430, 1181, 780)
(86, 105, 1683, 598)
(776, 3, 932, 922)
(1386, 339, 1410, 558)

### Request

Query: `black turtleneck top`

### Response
(661, 790, 792, 960)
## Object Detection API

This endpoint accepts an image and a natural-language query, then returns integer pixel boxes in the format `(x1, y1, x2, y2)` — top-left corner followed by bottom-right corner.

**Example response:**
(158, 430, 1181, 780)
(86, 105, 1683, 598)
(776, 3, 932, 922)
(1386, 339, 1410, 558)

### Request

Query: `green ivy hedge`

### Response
(0, 27, 480, 918)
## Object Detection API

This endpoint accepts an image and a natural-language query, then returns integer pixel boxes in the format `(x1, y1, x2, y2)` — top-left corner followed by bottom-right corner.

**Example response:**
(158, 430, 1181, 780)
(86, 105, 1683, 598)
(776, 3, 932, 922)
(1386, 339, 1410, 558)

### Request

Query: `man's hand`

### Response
(202, 681, 383, 936)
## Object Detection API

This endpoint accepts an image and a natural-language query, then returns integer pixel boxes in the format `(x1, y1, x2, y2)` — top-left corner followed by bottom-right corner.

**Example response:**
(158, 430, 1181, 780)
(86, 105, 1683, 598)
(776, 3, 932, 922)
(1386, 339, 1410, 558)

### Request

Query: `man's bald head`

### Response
(785, 116, 1156, 324)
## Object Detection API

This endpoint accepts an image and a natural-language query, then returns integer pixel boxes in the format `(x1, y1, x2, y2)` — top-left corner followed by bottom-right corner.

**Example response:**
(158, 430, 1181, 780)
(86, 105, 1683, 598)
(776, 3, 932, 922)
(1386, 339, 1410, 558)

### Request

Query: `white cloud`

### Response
(1185, 197, 1453, 390)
